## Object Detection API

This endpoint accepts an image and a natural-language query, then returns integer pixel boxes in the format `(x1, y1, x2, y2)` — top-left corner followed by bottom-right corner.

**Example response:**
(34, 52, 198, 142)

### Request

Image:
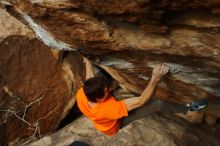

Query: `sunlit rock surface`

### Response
(2, 0, 219, 102)
(0, 7, 85, 145)
(0, 35, 85, 145)
(0, 8, 34, 41)
(0, 0, 220, 145)
(29, 115, 220, 146)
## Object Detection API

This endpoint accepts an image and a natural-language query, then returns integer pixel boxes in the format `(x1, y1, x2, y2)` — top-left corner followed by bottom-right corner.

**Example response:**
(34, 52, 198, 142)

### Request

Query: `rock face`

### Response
(2, 0, 220, 102)
(0, 0, 220, 145)
(0, 8, 34, 41)
(0, 8, 85, 145)
(0, 35, 85, 145)
(29, 115, 220, 146)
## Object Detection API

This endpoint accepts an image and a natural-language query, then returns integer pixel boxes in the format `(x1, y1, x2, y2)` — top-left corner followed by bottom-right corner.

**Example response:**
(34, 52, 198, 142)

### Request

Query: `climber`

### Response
(76, 58, 208, 136)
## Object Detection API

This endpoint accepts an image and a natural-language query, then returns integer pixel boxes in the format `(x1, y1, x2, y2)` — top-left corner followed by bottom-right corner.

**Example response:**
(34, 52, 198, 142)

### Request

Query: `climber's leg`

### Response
(121, 98, 208, 128)
(120, 99, 188, 128)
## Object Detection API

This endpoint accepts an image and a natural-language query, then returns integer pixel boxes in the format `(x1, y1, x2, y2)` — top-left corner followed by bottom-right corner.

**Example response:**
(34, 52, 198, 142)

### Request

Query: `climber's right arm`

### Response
(123, 64, 169, 112)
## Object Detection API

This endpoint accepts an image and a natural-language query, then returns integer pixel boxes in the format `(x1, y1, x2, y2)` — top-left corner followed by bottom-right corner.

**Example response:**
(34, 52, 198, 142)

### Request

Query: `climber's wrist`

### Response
(150, 75, 160, 84)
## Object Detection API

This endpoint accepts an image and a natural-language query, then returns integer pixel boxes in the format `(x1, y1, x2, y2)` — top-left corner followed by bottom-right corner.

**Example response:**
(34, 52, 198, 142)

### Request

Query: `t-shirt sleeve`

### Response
(105, 100, 128, 120)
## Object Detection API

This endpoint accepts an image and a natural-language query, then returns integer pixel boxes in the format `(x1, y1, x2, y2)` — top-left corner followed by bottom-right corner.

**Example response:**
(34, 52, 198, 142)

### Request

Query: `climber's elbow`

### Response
(123, 97, 144, 112)
(137, 99, 145, 107)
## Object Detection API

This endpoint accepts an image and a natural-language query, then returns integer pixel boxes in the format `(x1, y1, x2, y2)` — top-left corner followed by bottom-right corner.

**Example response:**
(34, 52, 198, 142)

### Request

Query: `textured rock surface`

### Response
(0, 0, 220, 145)
(0, 8, 85, 145)
(0, 36, 84, 145)
(0, 8, 34, 41)
(29, 115, 220, 146)
(2, 0, 219, 103)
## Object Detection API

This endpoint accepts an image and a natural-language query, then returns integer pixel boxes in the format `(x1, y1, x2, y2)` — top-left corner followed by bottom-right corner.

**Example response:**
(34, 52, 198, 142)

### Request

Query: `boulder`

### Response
(29, 114, 220, 146)
(0, 8, 85, 145)
(0, 7, 34, 42)
(2, 0, 219, 104)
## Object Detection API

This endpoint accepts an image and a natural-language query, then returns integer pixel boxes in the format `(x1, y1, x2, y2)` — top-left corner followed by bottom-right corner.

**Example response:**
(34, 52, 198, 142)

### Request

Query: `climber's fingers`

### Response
(161, 64, 169, 75)
(152, 64, 169, 81)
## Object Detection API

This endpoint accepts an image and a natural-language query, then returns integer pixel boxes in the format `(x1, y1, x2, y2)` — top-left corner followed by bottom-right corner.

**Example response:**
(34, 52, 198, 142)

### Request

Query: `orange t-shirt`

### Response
(76, 87, 128, 136)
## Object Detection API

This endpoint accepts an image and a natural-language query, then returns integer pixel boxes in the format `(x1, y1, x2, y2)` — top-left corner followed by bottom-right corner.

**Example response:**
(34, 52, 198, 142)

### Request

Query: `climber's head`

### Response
(83, 76, 111, 103)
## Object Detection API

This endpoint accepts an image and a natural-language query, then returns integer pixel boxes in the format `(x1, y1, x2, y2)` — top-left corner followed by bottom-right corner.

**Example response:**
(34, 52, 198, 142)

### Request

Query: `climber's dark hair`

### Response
(83, 76, 110, 102)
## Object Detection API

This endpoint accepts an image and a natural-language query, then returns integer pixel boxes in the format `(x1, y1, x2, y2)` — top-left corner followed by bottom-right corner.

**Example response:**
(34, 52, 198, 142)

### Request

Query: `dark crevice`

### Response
(160, 9, 220, 36)
(57, 103, 82, 130)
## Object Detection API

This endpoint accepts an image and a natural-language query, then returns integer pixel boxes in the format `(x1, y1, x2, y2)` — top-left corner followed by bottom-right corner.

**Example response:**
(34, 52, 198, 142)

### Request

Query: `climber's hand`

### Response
(151, 64, 169, 82)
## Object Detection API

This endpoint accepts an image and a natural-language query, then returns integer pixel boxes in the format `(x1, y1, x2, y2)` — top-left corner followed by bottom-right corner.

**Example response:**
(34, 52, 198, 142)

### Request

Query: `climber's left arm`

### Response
(84, 57, 95, 80)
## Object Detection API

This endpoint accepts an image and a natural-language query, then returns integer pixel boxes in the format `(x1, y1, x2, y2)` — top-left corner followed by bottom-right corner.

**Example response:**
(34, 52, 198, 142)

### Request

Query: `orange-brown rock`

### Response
(2, 0, 219, 99)
(29, 115, 220, 146)
(0, 8, 34, 41)
(0, 35, 85, 145)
